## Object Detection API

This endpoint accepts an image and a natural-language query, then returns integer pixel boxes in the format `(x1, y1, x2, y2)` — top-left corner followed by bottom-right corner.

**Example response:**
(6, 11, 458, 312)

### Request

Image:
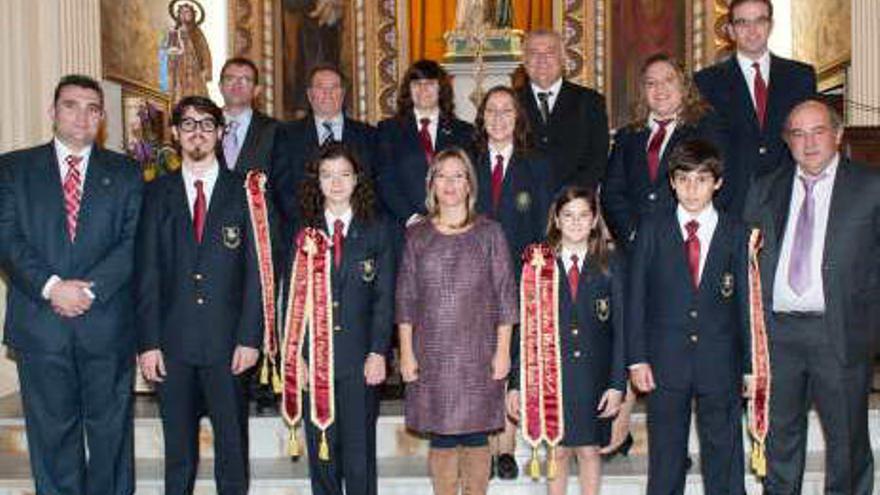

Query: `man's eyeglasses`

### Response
(178, 118, 218, 132)
(730, 16, 771, 29)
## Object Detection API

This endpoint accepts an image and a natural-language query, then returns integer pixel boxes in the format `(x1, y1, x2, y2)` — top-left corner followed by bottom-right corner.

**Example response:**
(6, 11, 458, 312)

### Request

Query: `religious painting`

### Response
(608, 0, 688, 128)
(279, 0, 353, 120)
(121, 82, 178, 182)
(792, 0, 851, 90)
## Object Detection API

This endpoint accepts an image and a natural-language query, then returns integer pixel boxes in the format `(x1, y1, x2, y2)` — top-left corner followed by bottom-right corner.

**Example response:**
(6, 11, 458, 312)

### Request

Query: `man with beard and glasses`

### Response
(135, 96, 262, 495)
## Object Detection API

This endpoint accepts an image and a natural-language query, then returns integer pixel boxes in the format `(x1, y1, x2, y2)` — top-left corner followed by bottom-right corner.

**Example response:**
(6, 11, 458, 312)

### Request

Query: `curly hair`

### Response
(545, 186, 615, 274)
(473, 85, 532, 155)
(297, 142, 376, 227)
(628, 53, 711, 130)
(395, 60, 456, 120)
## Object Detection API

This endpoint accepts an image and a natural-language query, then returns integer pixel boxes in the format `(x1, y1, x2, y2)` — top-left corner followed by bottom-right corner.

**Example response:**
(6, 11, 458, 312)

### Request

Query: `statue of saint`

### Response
(164, 0, 212, 104)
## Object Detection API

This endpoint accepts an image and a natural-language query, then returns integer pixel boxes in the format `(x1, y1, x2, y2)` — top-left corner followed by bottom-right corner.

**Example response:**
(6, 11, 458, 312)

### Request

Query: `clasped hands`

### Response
(49, 279, 94, 318)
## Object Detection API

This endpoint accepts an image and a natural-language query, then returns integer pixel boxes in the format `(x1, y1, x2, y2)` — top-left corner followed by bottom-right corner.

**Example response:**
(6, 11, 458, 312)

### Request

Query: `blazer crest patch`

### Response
(360, 258, 376, 282)
(720, 272, 734, 298)
(515, 191, 532, 212)
(595, 297, 610, 322)
(222, 226, 241, 249)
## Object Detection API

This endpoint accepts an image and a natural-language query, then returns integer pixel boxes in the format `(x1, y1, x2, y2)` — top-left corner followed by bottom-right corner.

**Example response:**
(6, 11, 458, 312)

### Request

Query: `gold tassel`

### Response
(751, 441, 766, 478)
(546, 446, 557, 480)
(319, 430, 330, 461)
(259, 358, 269, 385)
(288, 429, 300, 457)
(528, 447, 541, 480)
(271, 365, 283, 394)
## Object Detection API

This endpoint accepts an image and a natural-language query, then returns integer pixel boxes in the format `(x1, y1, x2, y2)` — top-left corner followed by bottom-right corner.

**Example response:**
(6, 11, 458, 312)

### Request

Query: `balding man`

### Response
(517, 29, 609, 193)
(743, 99, 878, 495)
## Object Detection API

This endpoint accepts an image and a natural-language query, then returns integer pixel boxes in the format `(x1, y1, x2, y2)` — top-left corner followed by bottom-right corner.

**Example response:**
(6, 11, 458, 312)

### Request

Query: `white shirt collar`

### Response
(325, 208, 353, 236)
(560, 245, 588, 271)
(181, 161, 220, 214)
(413, 109, 439, 124)
(796, 154, 840, 183)
(54, 138, 93, 164)
(736, 51, 771, 82)
(531, 78, 563, 98)
(488, 142, 514, 162)
(676, 203, 718, 232)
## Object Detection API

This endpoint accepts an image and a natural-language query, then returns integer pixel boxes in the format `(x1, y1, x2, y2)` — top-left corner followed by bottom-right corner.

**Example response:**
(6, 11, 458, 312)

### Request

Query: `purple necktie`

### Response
(788, 173, 827, 294)
(223, 120, 240, 170)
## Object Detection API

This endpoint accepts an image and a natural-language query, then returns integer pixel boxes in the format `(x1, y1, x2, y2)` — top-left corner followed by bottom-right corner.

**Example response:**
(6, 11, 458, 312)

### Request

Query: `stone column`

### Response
(849, 0, 880, 125)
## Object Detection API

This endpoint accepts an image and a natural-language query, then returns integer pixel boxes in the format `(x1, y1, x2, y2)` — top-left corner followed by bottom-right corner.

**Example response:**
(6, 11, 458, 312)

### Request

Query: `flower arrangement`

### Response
(126, 99, 180, 181)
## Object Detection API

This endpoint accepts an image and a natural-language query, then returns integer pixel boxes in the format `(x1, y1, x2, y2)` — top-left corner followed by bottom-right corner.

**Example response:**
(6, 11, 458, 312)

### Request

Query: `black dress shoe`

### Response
(601, 433, 634, 459)
(496, 453, 519, 480)
(684, 455, 693, 472)
(489, 455, 497, 479)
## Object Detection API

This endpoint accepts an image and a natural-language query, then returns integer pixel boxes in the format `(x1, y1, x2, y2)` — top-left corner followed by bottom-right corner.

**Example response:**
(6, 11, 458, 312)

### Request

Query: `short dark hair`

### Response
(53, 74, 104, 107)
(784, 97, 843, 134)
(728, 0, 774, 21)
(396, 59, 456, 120)
(171, 95, 225, 128)
(307, 63, 347, 88)
(220, 57, 260, 85)
(667, 138, 724, 180)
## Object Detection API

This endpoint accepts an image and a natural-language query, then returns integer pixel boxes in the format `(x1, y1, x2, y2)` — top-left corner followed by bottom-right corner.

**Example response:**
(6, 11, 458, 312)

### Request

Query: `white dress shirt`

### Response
(676, 204, 719, 283)
(531, 78, 564, 114)
(315, 113, 345, 142)
(325, 208, 353, 238)
(736, 51, 771, 108)
(225, 107, 253, 145)
(646, 114, 679, 158)
(772, 155, 839, 313)
(413, 109, 439, 147)
(560, 246, 588, 273)
(182, 163, 220, 217)
(488, 142, 514, 178)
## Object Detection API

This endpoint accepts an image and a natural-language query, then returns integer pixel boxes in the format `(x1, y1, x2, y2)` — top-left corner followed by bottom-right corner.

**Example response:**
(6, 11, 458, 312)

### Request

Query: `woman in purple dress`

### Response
(396, 147, 518, 495)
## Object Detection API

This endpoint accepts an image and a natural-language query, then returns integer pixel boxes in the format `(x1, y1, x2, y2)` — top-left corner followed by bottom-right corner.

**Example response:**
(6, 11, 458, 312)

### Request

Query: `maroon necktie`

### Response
(418, 118, 434, 162)
(491, 154, 504, 211)
(567, 254, 580, 298)
(63, 155, 83, 242)
(685, 220, 700, 288)
(333, 219, 344, 270)
(193, 179, 206, 243)
(647, 119, 672, 182)
(753, 62, 768, 129)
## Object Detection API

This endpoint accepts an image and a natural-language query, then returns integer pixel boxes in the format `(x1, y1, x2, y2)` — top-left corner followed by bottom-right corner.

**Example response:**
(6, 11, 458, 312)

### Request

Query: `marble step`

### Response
(3, 451, 870, 495)
(2, 394, 879, 460)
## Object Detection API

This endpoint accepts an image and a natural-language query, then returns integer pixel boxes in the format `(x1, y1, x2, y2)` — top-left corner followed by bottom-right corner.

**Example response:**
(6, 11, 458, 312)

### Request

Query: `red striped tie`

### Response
(491, 154, 504, 211)
(63, 155, 83, 241)
(568, 254, 580, 298)
(753, 62, 768, 129)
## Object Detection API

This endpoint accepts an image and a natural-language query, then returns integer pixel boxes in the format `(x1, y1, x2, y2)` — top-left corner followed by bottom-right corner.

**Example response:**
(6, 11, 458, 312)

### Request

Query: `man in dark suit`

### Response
(517, 28, 609, 193)
(219, 57, 278, 174)
(136, 96, 262, 495)
(743, 99, 878, 495)
(695, 0, 816, 217)
(628, 139, 750, 495)
(271, 64, 377, 236)
(0, 74, 143, 495)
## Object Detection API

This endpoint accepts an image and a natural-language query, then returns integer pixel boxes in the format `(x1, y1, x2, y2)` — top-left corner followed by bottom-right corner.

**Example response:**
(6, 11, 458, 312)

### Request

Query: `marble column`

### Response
(849, 0, 880, 125)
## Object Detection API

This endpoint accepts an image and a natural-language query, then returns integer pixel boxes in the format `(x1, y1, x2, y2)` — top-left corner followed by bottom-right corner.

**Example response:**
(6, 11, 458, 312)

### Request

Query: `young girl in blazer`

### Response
(508, 186, 626, 495)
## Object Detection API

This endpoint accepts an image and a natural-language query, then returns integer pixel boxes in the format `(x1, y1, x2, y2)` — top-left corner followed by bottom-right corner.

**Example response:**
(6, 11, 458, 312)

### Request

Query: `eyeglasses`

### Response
(178, 118, 218, 132)
(730, 16, 771, 29)
(221, 75, 255, 85)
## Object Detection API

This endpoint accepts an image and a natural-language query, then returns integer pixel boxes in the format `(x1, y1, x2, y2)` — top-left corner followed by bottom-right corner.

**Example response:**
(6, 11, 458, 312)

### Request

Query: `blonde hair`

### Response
(424, 147, 479, 226)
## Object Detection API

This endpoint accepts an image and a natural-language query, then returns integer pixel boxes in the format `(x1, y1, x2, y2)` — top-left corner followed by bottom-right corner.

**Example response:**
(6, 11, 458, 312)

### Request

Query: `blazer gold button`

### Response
(648, 192, 657, 201)
(332, 301, 339, 308)
(572, 328, 579, 336)
(334, 325, 342, 332)
(196, 297, 205, 305)
(193, 273, 203, 281)
(758, 146, 767, 155)
(689, 309, 698, 319)
(689, 334, 698, 343)
(573, 350, 581, 358)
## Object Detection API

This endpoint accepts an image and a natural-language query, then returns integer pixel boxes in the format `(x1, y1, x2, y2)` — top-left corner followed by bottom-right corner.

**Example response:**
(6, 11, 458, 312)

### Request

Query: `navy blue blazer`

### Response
(602, 114, 728, 250)
(221, 110, 278, 174)
(743, 159, 880, 365)
(270, 115, 378, 229)
(295, 216, 395, 379)
(375, 114, 474, 224)
(695, 55, 816, 216)
(626, 210, 750, 392)
(517, 80, 609, 192)
(473, 150, 552, 268)
(135, 168, 263, 365)
(0, 143, 143, 355)
(510, 253, 626, 395)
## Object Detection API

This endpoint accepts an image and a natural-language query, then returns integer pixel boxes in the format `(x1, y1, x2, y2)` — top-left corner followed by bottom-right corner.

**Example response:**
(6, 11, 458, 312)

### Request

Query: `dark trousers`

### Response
(157, 358, 249, 495)
(304, 373, 378, 495)
(646, 383, 744, 495)
(17, 347, 134, 495)
(765, 313, 874, 495)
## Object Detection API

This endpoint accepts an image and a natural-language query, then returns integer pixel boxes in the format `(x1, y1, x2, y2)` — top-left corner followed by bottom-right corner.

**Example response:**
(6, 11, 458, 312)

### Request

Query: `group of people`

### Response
(0, 1, 877, 495)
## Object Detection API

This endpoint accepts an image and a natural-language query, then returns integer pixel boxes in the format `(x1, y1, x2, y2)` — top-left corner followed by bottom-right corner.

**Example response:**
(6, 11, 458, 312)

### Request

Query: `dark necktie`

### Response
(491, 153, 504, 211)
(567, 254, 580, 298)
(753, 62, 768, 129)
(333, 219, 344, 270)
(788, 173, 826, 294)
(647, 119, 673, 182)
(418, 118, 434, 162)
(321, 121, 335, 145)
(537, 91, 551, 124)
(63, 155, 83, 242)
(193, 179, 206, 243)
(685, 220, 700, 288)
